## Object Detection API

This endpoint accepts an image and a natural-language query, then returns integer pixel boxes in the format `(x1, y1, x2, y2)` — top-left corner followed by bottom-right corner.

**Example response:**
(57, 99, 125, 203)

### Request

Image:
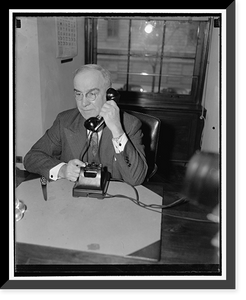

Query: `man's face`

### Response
(73, 69, 107, 120)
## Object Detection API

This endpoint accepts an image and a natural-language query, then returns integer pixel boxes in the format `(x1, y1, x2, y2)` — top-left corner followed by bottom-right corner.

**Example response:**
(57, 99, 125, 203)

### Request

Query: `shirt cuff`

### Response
(112, 133, 128, 154)
(49, 162, 67, 181)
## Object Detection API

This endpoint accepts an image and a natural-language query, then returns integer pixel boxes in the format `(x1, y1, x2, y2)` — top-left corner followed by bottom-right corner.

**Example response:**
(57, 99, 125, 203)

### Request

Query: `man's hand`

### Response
(99, 100, 124, 138)
(58, 159, 85, 181)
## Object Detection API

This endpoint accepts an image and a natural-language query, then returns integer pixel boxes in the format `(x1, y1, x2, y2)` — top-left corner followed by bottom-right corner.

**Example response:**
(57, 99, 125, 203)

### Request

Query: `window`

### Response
(107, 19, 119, 38)
(85, 17, 212, 104)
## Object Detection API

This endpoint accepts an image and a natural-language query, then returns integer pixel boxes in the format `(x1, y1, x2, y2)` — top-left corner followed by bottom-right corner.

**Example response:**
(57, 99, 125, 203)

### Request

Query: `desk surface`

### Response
(15, 170, 220, 274)
(16, 177, 162, 261)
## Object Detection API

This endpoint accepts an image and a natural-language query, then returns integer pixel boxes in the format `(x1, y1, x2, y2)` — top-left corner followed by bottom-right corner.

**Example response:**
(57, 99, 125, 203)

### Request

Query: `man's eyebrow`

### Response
(74, 88, 100, 94)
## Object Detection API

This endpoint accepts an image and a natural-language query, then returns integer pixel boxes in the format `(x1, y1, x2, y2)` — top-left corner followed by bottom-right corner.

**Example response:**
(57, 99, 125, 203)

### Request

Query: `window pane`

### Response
(129, 20, 164, 92)
(129, 56, 161, 92)
(161, 76, 193, 95)
(128, 74, 159, 93)
(97, 54, 127, 90)
(160, 57, 195, 94)
(164, 21, 199, 58)
(131, 20, 164, 56)
(97, 18, 129, 55)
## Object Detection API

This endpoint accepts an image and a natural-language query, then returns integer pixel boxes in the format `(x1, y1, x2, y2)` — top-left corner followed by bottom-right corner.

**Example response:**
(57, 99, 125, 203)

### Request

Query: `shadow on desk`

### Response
(16, 168, 40, 187)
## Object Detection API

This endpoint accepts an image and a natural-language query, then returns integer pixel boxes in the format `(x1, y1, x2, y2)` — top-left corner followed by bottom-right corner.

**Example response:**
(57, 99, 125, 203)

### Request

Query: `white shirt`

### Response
(49, 131, 128, 181)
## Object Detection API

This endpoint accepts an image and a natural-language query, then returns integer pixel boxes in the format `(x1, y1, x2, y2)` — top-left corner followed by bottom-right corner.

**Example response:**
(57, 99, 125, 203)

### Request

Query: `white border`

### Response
(9, 9, 14, 282)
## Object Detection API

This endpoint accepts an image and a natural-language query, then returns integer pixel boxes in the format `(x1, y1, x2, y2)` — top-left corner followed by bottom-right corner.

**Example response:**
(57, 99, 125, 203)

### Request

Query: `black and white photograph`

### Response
(5, 4, 238, 291)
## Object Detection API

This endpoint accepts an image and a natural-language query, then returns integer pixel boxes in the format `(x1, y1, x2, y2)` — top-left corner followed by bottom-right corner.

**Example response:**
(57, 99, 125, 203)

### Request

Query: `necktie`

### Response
(90, 132, 99, 157)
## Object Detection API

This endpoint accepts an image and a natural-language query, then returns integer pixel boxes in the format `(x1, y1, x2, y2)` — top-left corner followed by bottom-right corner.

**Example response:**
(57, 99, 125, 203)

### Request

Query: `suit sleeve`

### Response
(23, 114, 63, 179)
(113, 116, 148, 186)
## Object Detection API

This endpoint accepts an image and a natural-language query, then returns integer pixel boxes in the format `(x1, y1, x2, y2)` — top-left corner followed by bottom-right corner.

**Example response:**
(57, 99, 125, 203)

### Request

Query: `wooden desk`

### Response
(15, 170, 220, 275)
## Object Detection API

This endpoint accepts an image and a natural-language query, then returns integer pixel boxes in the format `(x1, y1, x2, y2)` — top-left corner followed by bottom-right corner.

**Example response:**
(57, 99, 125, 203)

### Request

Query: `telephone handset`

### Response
(84, 88, 120, 132)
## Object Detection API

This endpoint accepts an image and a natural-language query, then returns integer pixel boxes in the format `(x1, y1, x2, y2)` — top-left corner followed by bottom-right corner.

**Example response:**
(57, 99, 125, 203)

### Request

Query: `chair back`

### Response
(126, 110, 161, 181)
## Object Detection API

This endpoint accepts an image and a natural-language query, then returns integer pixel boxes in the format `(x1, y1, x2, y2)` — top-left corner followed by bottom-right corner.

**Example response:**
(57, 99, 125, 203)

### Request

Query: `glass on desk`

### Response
(15, 198, 26, 222)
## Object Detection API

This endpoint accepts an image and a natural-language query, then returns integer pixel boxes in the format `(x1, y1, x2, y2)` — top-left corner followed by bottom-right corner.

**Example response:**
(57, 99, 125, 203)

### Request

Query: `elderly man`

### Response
(24, 64, 148, 186)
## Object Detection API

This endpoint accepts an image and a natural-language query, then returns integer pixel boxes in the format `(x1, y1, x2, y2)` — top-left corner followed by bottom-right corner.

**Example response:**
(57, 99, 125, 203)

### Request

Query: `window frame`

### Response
(84, 16, 213, 107)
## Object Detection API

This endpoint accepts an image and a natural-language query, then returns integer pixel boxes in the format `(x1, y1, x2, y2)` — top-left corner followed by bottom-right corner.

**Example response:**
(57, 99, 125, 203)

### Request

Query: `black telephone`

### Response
(73, 88, 119, 198)
(84, 88, 120, 132)
(72, 162, 110, 199)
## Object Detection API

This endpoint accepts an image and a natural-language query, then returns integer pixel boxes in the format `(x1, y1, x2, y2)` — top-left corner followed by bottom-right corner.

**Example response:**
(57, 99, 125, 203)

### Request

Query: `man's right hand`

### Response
(58, 159, 85, 181)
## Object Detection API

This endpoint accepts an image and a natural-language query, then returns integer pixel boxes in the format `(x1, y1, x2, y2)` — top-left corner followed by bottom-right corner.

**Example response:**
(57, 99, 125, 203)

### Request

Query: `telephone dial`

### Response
(84, 88, 120, 132)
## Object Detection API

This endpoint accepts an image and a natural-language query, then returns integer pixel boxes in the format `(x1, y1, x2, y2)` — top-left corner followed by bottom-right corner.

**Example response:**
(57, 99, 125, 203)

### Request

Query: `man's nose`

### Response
(81, 95, 90, 107)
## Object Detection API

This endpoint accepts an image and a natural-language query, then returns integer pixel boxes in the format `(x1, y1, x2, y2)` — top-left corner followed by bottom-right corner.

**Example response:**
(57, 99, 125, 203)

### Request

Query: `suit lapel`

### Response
(99, 126, 114, 164)
(64, 113, 88, 160)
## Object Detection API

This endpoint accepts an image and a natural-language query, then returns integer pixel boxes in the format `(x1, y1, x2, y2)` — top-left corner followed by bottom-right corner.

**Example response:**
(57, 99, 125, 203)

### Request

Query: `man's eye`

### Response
(87, 92, 97, 99)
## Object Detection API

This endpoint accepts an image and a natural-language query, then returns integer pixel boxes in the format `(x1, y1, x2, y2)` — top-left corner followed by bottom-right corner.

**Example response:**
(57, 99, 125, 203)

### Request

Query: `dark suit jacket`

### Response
(24, 108, 148, 186)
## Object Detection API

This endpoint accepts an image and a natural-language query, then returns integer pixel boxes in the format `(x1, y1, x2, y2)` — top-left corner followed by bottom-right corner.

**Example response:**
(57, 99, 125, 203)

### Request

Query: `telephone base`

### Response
(72, 163, 110, 199)
(72, 180, 109, 199)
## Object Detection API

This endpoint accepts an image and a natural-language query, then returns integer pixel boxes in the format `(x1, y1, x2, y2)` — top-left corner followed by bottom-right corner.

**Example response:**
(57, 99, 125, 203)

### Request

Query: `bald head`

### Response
(74, 64, 111, 90)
